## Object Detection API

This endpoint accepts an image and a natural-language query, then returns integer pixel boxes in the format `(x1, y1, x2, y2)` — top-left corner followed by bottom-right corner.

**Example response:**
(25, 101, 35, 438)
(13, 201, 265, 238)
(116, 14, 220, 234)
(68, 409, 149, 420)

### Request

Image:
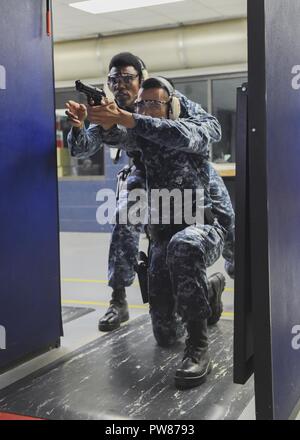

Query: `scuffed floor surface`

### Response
(0, 315, 253, 420)
(61, 306, 95, 324)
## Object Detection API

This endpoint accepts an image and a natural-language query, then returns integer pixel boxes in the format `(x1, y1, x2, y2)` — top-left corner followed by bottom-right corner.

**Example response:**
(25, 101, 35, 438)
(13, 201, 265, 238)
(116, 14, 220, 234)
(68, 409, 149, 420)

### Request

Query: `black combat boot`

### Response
(207, 273, 226, 326)
(175, 320, 212, 389)
(98, 288, 129, 332)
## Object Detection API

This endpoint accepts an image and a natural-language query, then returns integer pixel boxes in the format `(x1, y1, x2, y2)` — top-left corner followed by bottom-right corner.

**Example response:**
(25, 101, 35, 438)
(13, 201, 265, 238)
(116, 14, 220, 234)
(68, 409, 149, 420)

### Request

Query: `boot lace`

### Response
(183, 342, 202, 363)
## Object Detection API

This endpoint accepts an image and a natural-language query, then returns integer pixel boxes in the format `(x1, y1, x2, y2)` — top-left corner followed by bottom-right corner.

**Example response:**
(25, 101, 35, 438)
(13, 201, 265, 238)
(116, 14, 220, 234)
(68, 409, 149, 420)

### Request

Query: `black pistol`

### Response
(75, 80, 106, 106)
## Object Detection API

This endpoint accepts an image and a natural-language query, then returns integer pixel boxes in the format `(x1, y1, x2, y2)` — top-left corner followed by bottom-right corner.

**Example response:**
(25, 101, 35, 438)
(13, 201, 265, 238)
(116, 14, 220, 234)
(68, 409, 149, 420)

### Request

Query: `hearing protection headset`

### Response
(137, 57, 149, 82)
(153, 76, 181, 120)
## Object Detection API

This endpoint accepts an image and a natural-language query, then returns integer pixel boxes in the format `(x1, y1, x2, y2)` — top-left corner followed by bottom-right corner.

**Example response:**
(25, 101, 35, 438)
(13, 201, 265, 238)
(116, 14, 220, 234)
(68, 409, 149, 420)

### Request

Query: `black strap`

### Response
(113, 149, 122, 164)
(116, 165, 133, 201)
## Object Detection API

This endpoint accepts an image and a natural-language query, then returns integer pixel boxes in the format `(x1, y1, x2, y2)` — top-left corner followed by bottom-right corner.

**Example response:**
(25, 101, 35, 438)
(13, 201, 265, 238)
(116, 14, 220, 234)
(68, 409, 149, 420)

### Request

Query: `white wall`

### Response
(54, 18, 247, 87)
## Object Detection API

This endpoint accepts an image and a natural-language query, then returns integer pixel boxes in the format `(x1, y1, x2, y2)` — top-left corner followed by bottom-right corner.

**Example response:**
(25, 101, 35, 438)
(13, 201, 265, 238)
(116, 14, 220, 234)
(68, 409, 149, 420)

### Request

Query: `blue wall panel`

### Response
(248, 0, 300, 419)
(265, 0, 300, 419)
(0, 0, 62, 369)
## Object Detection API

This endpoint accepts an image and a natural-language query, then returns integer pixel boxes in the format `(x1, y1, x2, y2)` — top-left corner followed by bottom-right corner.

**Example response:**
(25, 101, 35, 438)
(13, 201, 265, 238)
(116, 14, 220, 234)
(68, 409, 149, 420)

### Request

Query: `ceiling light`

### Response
(69, 0, 184, 15)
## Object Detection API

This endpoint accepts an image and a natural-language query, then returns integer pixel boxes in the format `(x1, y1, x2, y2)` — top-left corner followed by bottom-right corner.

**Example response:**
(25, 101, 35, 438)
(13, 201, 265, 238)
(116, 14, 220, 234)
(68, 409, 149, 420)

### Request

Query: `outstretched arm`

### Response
(68, 124, 128, 158)
(66, 100, 139, 159)
(75, 99, 221, 159)
(67, 123, 140, 159)
(130, 111, 221, 158)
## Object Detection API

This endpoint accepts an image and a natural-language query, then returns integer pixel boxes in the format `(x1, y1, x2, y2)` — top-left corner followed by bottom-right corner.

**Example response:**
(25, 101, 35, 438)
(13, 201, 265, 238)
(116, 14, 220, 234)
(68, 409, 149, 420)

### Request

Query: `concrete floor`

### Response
(60, 232, 235, 323)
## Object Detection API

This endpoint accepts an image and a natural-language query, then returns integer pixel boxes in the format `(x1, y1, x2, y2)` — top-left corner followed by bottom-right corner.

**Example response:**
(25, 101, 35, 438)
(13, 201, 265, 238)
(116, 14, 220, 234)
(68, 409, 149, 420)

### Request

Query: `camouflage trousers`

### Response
(108, 222, 142, 290)
(108, 165, 146, 290)
(149, 224, 224, 346)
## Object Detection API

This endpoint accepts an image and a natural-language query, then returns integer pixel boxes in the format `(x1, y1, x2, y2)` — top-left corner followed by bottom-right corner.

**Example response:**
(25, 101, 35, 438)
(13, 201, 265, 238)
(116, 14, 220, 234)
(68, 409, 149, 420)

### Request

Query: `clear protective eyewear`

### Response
(107, 74, 139, 86)
(134, 99, 170, 112)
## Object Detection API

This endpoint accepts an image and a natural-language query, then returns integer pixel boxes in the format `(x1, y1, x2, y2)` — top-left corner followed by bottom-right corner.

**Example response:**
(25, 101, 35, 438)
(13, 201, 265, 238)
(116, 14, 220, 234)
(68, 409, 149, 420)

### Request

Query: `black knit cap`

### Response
(109, 52, 146, 80)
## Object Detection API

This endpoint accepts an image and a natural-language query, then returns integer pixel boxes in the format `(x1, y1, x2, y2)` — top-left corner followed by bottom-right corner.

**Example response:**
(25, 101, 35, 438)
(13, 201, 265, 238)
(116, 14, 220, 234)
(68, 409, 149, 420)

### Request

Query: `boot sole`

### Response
(98, 312, 130, 332)
(208, 273, 226, 326)
(174, 362, 212, 390)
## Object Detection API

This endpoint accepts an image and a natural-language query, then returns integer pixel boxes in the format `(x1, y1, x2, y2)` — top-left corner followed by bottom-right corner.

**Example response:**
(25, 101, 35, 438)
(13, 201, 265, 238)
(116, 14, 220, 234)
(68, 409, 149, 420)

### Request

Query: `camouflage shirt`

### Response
(68, 94, 234, 264)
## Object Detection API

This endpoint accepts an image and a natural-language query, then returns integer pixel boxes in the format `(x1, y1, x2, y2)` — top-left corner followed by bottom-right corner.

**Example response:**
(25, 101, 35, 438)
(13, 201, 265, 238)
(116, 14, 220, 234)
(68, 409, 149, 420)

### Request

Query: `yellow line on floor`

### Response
(220, 312, 234, 318)
(63, 278, 109, 284)
(62, 278, 234, 293)
(62, 299, 234, 317)
(62, 299, 147, 310)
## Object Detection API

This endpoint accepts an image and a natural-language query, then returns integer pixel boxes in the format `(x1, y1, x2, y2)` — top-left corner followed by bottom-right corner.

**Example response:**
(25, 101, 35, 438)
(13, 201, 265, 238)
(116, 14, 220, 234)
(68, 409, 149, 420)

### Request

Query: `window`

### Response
(172, 78, 208, 111)
(171, 74, 247, 164)
(55, 86, 105, 179)
(212, 77, 247, 163)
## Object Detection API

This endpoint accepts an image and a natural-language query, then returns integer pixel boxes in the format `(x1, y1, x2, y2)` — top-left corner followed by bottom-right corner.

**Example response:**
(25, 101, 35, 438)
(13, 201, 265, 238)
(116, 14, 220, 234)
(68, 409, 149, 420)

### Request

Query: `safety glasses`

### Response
(134, 99, 170, 111)
(107, 74, 139, 86)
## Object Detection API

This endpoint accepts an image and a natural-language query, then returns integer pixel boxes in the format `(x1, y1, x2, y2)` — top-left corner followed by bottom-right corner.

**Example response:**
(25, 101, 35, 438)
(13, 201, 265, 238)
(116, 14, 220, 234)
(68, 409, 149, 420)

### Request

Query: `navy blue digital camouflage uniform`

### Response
(68, 92, 234, 290)
(68, 97, 235, 346)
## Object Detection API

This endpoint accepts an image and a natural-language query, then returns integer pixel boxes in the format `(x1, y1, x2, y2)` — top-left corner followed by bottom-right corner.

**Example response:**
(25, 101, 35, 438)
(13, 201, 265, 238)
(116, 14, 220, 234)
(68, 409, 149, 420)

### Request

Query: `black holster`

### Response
(135, 251, 149, 304)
